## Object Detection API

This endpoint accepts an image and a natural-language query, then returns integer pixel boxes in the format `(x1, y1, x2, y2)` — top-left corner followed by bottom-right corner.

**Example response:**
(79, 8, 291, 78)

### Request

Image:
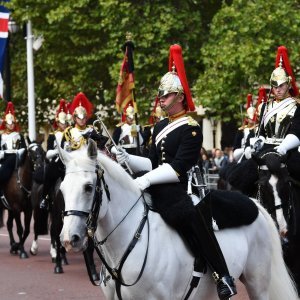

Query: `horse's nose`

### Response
(71, 234, 80, 247)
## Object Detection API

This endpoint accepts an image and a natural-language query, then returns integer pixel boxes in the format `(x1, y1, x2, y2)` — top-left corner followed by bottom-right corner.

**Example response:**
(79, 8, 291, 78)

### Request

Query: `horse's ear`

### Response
(87, 139, 98, 159)
(58, 145, 71, 165)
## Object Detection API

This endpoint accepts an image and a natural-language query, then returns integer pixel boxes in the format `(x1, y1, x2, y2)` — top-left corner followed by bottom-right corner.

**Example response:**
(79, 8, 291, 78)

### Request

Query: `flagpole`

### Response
(125, 33, 141, 156)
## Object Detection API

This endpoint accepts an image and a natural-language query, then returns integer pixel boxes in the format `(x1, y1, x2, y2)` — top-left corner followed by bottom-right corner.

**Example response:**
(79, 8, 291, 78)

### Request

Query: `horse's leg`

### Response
(60, 245, 68, 265)
(14, 212, 29, 259)
(18, 207, 32, 259)
(30, 208, 39, 256)
(54, 233, 64, 274)
(6, 210, 18, 255)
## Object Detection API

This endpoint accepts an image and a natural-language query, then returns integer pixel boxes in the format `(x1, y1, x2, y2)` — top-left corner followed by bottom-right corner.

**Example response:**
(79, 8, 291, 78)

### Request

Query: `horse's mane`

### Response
(97, 151, 139, 193)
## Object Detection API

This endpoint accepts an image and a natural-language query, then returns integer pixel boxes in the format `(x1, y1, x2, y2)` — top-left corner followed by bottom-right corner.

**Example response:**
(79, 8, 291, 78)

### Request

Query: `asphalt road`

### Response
(0, 210, 249, 300)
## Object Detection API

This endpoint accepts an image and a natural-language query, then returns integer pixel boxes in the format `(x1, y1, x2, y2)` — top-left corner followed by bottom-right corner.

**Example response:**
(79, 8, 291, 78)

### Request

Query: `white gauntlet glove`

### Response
(46, 149, 59, 160)
(244, 146, 255, 160)
(111, 146, 129, 164)
(274, 134, 300, 155)
(111, 146, 151, 172)
(134, 163, 179, 191)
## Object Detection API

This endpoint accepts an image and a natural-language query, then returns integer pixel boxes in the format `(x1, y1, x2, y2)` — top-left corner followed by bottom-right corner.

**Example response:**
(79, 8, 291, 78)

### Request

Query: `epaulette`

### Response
(294, 97, 300, 104)
(187, 116, 199, 126)
(143, 124, 153, 128)
(116, 122, 124, 127)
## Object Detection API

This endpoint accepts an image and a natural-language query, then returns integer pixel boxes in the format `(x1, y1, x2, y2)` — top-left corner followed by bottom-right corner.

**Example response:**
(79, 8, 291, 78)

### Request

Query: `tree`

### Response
(5, 0, 210, 131)
(194, 0, 300, 122)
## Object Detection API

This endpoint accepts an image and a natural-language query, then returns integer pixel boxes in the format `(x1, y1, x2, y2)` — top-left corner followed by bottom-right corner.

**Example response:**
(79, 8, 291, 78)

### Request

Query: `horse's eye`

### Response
(85, 184, 94, 193)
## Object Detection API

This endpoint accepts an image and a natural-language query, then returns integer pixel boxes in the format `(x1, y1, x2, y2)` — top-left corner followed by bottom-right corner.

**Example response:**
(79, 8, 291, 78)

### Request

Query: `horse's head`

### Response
(59, 139, 98, 251)
(28, 142, 45, 171)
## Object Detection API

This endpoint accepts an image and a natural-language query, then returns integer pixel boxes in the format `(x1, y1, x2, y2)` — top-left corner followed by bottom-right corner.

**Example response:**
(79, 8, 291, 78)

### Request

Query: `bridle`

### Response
(63, 160, 150, 299)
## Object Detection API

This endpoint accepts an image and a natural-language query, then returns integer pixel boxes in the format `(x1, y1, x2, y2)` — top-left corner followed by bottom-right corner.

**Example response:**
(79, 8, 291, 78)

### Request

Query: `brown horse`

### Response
(0, 142, 40, 258)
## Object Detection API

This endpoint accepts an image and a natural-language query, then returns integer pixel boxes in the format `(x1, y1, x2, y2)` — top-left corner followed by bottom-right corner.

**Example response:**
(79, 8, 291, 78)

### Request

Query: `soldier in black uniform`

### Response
(112, 103, 143, 155)
(113, 44, 236, 300)
(244, 46, 300, 175)
(40, 99, 68, 210)
(61, 92, 107, 152)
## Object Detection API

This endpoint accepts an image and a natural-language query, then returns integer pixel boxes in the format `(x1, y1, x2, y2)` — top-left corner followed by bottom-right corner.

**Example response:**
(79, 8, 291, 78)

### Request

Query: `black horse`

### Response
(31, 148, 99, 280)
(0, 142, 41, 258)
(253, 149, 300, 295)
(31, 148, 69, 274)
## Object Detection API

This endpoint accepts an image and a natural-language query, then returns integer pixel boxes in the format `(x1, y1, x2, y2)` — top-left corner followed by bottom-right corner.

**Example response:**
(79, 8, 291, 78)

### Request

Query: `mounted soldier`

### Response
(112, 44, 236, 300)
(0, 101, 26, 184)
(228, 46, 300, 198)
(40, 99, 69, 210)
(112, 103, 144, 155)
(142, 101, 166, 156)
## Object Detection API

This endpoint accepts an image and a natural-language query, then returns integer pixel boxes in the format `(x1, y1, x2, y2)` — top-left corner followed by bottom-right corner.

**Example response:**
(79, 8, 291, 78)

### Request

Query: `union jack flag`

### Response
(0, 3, 10, 99)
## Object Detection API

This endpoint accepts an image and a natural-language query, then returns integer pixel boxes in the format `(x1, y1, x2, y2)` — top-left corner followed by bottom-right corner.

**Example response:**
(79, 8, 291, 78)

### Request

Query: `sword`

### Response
(94, 112, 133, 175)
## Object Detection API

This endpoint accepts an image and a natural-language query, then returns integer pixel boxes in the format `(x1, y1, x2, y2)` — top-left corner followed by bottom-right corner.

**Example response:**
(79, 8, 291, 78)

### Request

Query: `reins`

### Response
(63, 161, 150, 299)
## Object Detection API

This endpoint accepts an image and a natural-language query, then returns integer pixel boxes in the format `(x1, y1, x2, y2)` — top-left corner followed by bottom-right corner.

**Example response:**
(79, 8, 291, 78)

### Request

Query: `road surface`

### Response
(0, 210, 249, 299)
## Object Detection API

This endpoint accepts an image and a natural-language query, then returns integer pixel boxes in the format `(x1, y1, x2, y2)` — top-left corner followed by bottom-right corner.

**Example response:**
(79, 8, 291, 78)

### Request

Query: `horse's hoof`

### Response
(10, 249, 18, 255)
(54, 266, 64, 274)
(11, 243, 19, 252)
(20, 251, 29, 259)
(30, 249, 38, 256)
(62, 257, 69, 265)
(92, 272, 100, 281)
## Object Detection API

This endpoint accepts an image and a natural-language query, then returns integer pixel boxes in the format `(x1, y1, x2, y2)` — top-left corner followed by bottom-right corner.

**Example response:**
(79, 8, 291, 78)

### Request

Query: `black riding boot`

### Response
(177, 204, 237, 300)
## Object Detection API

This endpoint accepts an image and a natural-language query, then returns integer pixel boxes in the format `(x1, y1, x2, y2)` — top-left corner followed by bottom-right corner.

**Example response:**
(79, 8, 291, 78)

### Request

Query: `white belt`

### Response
(121, 144, 137, 149)
(265, 137, 284, 145)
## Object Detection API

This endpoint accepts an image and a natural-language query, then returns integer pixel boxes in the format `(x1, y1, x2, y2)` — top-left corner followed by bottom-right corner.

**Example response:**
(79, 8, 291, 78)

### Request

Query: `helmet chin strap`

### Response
(161, 92, 183, 113)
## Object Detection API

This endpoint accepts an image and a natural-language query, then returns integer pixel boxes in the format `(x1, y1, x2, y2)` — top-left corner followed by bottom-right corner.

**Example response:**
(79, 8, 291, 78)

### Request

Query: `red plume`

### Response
(53, 99, 67, 129)
(169, 44, 195, 111)
(275, 46, 299, 96)
(246, 94, 252, 109)
(253, 87, 267, 122)
(148, 97, 160, 124)
(70, 92, 93, 119)
(0, 101, 20, 131)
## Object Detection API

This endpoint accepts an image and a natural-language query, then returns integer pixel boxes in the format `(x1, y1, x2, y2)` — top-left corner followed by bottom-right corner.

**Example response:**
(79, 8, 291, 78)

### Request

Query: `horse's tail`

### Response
(254, 200, 298, 300)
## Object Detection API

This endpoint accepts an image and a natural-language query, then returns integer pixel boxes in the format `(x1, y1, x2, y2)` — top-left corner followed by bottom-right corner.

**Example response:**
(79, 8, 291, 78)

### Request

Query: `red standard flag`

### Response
(115, 40, 135, 113)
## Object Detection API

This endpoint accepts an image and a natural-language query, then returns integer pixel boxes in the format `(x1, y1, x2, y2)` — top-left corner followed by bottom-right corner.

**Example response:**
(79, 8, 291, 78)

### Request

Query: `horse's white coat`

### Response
(59, 142, 298, 300)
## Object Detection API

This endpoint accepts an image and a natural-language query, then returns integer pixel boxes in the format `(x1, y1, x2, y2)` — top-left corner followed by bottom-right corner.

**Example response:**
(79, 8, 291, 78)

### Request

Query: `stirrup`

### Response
(216, 275, 237, 300)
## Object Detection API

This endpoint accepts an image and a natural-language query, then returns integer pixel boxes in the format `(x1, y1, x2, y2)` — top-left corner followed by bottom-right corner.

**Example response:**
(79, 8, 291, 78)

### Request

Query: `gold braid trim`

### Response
(64, 127, 87, 150)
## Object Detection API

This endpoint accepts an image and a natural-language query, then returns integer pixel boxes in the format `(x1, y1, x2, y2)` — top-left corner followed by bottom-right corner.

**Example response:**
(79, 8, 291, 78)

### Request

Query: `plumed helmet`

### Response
(4, 102, 16, 125)
(152, 106, 164, 118)
(0, 101, 20, 131)
(270, 46, 299, 96)
(245, 94, 255, 120)
(55, 99, 67, 125)
(254, 87, 267, 122)
(70, 92, 93, 120)
(125, 103, 135, 119)
(158, 44, 195, 111)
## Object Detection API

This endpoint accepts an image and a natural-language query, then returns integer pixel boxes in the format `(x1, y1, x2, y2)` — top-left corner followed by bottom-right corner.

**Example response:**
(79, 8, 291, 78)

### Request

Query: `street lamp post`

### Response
(26, 20, 36, 141)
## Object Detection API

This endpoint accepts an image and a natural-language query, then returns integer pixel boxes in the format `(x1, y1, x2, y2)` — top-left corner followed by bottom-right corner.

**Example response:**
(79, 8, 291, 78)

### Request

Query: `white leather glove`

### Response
(250, 136, 265, 152)
(46, 149, 59, 160)
(134, 163, 179, 191)
(233, 148, 244, 162)
(275, 134, 300, 155)
(111, 146, 129, 164)
(244, 146, 254, 159)
(0, 150, 4, 160)
(111, 146, 152, 172)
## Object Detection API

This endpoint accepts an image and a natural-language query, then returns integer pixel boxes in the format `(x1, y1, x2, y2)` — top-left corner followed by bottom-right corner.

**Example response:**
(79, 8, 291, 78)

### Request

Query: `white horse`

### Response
(59, 140, 298, 300)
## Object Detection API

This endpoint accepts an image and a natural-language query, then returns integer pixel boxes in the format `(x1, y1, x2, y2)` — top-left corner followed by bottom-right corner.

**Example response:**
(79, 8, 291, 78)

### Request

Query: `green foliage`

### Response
(5, 0, 206, 131)
(194, 0, 300, 122)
